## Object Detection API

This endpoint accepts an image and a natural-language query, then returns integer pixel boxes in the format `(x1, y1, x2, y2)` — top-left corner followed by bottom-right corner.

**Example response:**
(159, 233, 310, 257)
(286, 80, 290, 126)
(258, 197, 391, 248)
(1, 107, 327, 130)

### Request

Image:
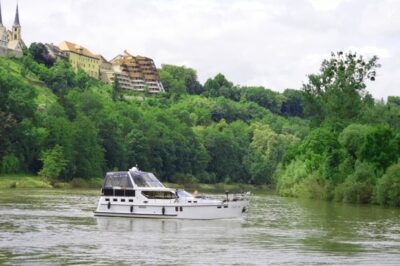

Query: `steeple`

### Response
(0, 1, 3, 26)
(13, 3, 20, 26)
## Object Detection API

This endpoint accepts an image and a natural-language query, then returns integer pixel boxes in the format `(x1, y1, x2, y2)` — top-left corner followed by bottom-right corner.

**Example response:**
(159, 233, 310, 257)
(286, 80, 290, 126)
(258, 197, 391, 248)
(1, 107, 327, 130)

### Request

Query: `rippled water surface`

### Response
(0, 189, 399, 265)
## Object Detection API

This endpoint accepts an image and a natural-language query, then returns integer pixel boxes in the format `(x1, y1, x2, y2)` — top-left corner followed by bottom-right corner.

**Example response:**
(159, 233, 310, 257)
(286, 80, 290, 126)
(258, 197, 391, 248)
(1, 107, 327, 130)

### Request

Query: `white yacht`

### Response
(94, 167, 250, 220)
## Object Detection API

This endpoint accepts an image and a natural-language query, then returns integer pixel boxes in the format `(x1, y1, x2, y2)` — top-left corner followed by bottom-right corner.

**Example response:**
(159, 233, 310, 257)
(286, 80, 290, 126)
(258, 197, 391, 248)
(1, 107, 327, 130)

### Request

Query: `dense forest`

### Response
(1, 44, 400, 206)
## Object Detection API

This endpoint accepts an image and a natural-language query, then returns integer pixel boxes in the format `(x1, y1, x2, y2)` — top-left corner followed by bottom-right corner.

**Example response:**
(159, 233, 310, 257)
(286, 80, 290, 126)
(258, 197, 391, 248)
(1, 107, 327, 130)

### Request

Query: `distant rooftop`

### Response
(59, 41, 99, 59)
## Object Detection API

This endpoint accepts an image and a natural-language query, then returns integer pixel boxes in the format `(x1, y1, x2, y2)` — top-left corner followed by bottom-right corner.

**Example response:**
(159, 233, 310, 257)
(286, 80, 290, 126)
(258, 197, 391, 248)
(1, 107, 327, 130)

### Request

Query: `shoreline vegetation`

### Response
(1, 47, 400, 207)
(0, 174, 268, 194)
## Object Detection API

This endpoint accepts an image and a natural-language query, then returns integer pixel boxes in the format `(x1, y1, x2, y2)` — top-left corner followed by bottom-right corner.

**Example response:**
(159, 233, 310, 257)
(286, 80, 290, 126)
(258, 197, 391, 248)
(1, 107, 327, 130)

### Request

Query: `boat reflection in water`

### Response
(94, 167, 250, 219)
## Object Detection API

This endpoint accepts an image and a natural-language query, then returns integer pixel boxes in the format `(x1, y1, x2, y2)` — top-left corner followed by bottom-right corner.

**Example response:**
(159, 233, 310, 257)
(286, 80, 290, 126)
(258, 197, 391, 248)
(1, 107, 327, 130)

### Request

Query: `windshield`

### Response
(103, 172, 133, 188)
(129, 171, 164, 188)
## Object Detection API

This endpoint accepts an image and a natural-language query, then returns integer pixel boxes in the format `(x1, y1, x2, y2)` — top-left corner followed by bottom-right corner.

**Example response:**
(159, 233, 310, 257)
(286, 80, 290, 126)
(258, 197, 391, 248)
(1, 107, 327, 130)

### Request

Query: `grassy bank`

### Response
(0, 174, 103, 189)
(0, 174, 53, 189)
(0, 174, 269, 194)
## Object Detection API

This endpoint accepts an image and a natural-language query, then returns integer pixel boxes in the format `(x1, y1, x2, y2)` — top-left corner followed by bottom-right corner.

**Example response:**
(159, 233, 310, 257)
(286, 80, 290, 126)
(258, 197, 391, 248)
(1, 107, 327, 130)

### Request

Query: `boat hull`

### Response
(94, 197, 248, 220)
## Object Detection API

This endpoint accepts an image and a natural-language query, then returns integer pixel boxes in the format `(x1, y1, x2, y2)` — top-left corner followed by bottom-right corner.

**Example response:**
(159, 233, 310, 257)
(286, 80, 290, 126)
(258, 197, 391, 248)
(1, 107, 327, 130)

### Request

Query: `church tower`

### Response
(11, 4, 21, 41)
(0, 1, 3, 27)
(0, 1, 8, 49)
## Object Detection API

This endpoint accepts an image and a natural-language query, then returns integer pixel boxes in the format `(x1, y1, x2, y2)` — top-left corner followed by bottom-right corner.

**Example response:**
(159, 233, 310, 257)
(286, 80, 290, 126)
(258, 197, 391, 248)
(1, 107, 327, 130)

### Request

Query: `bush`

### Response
(38, 145, 68, 180)
(276, 159, 308, 197)
(342, 162, 376, 204)
(375, 163, 400, 207)
(1, 154, 21, 174)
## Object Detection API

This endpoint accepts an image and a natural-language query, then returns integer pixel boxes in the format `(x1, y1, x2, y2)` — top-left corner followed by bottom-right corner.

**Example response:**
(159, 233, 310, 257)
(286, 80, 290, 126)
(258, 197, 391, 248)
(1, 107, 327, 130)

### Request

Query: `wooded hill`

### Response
(1, 45, 399, 206)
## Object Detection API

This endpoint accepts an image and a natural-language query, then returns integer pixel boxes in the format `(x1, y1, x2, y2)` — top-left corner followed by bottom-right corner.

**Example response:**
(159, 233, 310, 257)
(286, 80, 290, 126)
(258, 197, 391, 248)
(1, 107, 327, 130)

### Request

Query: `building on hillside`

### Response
(45, 43, 67, 60)
(98, 55, 113, 83)
(0, 2, 25, 58)
(110, 51, 164, 93)
(59, 41, 101, 79)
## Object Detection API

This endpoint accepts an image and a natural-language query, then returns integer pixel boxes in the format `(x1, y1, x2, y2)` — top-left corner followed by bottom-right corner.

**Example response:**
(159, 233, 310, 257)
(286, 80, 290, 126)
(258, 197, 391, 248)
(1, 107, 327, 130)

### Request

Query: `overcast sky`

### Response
(1, 0, 399, 99)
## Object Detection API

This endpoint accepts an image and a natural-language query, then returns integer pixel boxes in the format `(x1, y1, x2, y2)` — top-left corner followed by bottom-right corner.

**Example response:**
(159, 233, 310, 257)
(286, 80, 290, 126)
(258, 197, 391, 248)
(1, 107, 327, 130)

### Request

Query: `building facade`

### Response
(110, 51, 164, 93)
(45, 43, 68, 60)
(98, 55, 113, 83)
(0, 2, 25, 58)
(59, 41, 101, 79)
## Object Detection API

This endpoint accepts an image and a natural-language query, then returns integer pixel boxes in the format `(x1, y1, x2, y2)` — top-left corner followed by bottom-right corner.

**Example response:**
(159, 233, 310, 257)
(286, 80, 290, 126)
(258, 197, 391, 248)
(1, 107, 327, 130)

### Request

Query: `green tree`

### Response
(241, 86, 281, 113)
(247, 124, 299, 184)
(204, 73, 234, 98)
(39, 145, 68, 180)
(375, 163, 400, 207)
(111, 73, 122, 101)
(342, 161, 376, 204)
(360, 125, 399, 170)
(0, 67, 37, 164)
(71, 115, 104, 178)
(338, 124, 371, 159)
(28, 42, 55, 67)
(159, 64, 203, 95)
(0, 154, 21, 174)
(280, 89, 304, 117)
(303, 51, 379, 126)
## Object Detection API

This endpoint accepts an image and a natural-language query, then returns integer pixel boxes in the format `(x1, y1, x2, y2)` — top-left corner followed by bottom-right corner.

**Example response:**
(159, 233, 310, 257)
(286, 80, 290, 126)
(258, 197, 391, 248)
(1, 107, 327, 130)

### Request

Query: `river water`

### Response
(0, 189, 399, 265)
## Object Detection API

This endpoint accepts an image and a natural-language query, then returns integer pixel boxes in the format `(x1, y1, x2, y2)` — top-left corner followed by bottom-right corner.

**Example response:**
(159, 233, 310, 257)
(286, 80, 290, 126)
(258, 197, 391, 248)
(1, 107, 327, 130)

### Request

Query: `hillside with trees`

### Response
(1, 46, 400, 207)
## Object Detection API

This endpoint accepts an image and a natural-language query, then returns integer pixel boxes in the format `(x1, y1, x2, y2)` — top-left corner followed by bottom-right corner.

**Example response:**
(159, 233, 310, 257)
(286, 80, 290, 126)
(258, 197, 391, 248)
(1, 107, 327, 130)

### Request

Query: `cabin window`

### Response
(102, 188, 114, 196)
(142, 191, 177, 199)
(126, 190, 135, 197)
(115, 189, 125, 196)
(105, 198, 110, 201)
(129, 199, 133, 202)
(175, 206, 178, 212)
(180, 207, 183, 212)
(121, 199, 126, 202)
(113, 198, 118, 202)
(102, 188, 135, 197)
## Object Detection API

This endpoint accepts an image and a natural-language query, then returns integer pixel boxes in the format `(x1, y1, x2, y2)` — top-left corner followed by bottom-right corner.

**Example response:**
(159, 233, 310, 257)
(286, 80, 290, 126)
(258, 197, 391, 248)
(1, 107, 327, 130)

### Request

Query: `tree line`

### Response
(0, 44, 399, 206)
(278, 52, 400, 207)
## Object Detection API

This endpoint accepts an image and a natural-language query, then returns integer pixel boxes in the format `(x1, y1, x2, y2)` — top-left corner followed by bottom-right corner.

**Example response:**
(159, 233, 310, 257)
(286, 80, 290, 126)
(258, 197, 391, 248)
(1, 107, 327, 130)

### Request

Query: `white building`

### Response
(0, 2, 25, 58)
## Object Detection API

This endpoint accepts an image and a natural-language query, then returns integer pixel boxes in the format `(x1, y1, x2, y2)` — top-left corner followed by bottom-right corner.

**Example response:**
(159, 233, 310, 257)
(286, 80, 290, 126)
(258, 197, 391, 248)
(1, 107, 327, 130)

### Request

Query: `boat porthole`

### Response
(107, 201, 111, 209)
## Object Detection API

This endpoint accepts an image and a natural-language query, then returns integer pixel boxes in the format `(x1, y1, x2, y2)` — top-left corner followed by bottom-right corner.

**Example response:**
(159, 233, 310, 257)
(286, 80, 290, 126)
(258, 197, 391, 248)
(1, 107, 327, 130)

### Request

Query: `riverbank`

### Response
(0, 174, 268, 194)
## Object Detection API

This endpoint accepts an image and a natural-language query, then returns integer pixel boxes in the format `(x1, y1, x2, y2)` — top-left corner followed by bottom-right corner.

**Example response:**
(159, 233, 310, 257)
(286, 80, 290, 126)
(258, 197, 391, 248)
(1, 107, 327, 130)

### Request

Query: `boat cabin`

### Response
(101, 167, 177, 199)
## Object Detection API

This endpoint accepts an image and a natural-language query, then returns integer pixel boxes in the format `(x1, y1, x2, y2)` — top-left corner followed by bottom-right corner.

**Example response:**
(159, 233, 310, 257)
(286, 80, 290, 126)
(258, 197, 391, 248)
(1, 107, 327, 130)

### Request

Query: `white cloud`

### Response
(308, 0, 347, 11)
(347, 46, 391, 59)
(1, 0, 398, 99)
